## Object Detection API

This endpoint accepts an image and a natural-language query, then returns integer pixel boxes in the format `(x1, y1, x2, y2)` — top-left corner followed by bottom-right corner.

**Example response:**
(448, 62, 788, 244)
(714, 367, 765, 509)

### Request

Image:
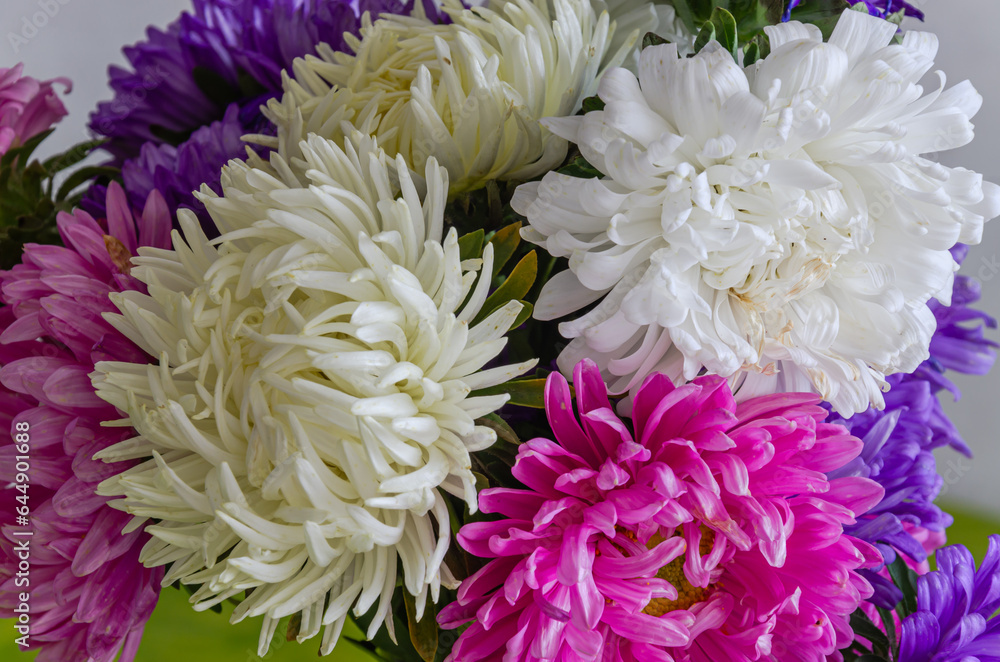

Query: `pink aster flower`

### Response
(0, 182, 170, 662)
(0, 64, 69, 155)
(439, 360, 884, 662)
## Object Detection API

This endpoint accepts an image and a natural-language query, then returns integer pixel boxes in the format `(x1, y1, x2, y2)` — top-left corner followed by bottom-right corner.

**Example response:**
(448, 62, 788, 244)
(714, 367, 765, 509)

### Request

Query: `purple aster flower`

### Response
(825, 257, 997, 608)
(898, 535, 1000, 662)
(919, 245, 1000, 395)
(827, 375, 959, 608)
(91, 0, 363, 163)
(120, 103, 246, 221)
(783, 0, 924, 23)
(88, 0, 435, 223)
(0, 183, 171, 662)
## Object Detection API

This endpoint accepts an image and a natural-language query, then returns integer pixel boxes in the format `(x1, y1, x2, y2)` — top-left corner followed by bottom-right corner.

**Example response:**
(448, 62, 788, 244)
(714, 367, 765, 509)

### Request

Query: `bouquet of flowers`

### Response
(2, 0, 999, 660)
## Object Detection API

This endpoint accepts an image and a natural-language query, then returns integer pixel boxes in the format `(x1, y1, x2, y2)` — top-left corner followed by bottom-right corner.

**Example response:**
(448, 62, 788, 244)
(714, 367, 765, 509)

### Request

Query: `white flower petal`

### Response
(254, 0, 665, 196)
(519, 10, 998, 416)
(94, 133, 533, 653)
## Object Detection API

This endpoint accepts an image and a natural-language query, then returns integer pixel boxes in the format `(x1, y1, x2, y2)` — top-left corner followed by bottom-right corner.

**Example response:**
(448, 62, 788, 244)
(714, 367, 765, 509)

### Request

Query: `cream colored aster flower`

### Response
(252, 0, 649, 195)
(93, 132, 535, 656)
(514, 10, 1000, 416)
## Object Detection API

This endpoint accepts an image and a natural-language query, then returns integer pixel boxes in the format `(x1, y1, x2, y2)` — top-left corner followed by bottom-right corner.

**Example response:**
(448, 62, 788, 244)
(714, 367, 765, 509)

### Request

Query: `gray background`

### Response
(1, 0, 998, 512)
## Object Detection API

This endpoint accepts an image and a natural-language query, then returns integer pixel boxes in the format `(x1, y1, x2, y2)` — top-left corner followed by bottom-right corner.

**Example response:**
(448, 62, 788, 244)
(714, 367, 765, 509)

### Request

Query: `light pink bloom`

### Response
(0, 183, 170, 662)
(0, 64, 69, 155)
(440, 360, 884, 662)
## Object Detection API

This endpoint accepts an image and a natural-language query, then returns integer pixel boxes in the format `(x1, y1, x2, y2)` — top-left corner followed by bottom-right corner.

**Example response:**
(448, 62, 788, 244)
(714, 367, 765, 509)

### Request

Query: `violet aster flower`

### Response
(120, 103, 246, 221)
(824, 255, 997, 608)
(827, 376, 960, 608)
(920, 245, 999, 396)
(898, 535, 1000, 662)
(783, 0, 924, 22)
(440, 360, 883, 662)
(88, 0, 422, 222)
(0, 64, 69, 155)
(0, 183, 170, 662)
(91, 0, 365, 163)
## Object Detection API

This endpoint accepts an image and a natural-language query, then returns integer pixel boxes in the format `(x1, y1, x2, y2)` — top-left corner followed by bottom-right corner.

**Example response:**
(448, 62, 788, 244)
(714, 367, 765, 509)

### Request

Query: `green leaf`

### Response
(887, 554, 920, 618)
(56, 166, 119, 201)
(472, 471, 491, 492)
(477, 413, 521, 446)
(473, 250, 537, 325)
(743, 40, 761, 66)
(876, 606, 897, 654)
(641, 31, 670, 50)
(761, 0, 786, 25)
(471, 378, 547, 408)
(511, 299, 533, 329)
(726, 0, 759, 18)
(351, 604, 416, 660)
(488, 221, 522, 278)
(1, 128, 53, 170)
(755, 32, 772, 60)
(885, 7, 907, 26)
(787, 0, 849, 38)
(669, 0, 699, 33)
(403, 591, 438, 662)
(41, 138, 105, 174)
(693, 21, 717, 53)
(557, 156, 602, 179)
(687, 0, 716, 23)
(710, 7, 740, 58)
(458, 229, 484, 262)
(581, 95, 605, 113)
(849, 609, 890, 658)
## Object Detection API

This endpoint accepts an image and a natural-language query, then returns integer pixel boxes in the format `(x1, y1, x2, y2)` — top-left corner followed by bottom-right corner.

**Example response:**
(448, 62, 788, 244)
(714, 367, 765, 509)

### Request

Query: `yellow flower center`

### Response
(642, 551, 710, 616)
(617, 527, 715, 617)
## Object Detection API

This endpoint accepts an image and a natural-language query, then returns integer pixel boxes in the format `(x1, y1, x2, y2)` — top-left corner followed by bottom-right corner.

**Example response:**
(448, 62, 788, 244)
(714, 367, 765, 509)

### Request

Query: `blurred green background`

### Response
(2, 502, 996, 661)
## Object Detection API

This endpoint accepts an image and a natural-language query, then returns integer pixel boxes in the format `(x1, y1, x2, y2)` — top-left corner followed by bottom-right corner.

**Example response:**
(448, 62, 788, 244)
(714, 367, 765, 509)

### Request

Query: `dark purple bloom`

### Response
(899, 535, 1000, 662)
(91, 0, 362, 164)
(88, 0, 434, 223)
(783, 0, 924, 23)
(121, 103, 247, 220)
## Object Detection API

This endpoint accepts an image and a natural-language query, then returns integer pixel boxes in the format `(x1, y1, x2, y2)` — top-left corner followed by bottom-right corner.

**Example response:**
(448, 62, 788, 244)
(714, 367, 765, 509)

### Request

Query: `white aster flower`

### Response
(514, 10, 1000, 416)
(253, 0, 648, 195)
(93, 132, 535, 655)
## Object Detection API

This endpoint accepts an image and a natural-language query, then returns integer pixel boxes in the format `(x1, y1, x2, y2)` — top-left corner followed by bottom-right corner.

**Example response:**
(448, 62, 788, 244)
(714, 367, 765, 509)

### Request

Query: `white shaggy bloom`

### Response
(253, 0, 650, 195)
(93, 132, 535, 655)
(514, 10, 1000, 416)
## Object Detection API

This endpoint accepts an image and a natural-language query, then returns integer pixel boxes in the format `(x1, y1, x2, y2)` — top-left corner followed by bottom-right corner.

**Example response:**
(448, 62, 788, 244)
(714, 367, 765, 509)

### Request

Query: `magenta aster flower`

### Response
(440, 360, 884, 662)
(0, 183, 170, 662)
(0, 64, 69, 155)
